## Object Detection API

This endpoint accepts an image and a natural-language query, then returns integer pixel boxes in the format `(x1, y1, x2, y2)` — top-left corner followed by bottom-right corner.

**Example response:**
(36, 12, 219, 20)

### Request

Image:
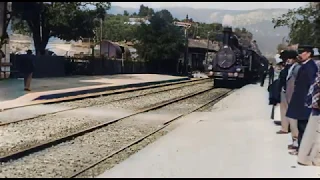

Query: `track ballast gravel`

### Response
(0, 87, 230, 178)
(0, 81, 211, 157)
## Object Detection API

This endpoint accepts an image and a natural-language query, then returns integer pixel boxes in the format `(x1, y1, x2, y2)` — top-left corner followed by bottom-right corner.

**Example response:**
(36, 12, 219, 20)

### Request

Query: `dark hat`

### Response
(279, 50, 290, 60)
(287, 50, 298, 59)
(297, 45, 314, 55)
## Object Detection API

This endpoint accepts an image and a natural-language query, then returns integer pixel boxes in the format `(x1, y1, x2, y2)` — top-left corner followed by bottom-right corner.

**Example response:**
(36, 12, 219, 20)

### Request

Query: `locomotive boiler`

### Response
(212, 27, 267, 87)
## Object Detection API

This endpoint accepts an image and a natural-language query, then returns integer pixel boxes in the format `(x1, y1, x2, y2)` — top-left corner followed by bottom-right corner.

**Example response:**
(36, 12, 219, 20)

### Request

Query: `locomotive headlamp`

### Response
(236, 68, 241, 72)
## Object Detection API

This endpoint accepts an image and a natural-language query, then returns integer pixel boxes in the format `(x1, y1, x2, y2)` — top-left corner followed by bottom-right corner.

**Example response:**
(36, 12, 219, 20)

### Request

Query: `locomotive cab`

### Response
(212, 27, 263, 87)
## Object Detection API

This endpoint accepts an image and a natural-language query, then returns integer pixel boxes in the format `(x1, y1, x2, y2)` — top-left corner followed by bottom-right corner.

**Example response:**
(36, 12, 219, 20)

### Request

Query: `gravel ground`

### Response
(75, 129, 170, 178)
(0, 114, 105, 157)
(59, 79, 210, 108)
(150, 88, 231, 115)
(0, 87, 229, 178)
(0, 81, 211, 158)
(99, 82, 212, 110)
(0, 118, 161, 178)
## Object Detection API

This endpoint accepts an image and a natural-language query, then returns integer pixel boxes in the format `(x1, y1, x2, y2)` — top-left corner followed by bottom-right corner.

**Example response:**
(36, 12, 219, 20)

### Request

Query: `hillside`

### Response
(108, 6, 290, 56)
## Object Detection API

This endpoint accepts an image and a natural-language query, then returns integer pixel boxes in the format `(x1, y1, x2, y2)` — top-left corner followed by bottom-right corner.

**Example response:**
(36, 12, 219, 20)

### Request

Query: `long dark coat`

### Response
(19, 54, 35, 74)
(286, 60, 318, 120)
(268, 79, 281, 105)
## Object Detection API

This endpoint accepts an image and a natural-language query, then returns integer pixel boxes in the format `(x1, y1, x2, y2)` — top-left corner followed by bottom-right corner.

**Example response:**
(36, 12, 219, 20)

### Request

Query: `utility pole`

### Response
(100, 18, 103, 57)
(184, 14, 189, 75)
(100, 18, 103, 42)
(173, 15, 192, 75)
(205, 31, 210, 65)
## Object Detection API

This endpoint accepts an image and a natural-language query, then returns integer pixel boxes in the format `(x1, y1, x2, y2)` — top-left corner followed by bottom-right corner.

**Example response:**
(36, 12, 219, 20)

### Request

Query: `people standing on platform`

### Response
(286, 45, 318, 156)
(296, 47, 320, 166)
(277, 50, 292, 134)
(268, 62, 274, 86)
(259, 60, 268, 87)
(273, 54, 283, 80)
(285, 51, 301, 150)
(268, 54, 283, 106)
(277, 51, 301, 150)
(21, 50, 35, 91)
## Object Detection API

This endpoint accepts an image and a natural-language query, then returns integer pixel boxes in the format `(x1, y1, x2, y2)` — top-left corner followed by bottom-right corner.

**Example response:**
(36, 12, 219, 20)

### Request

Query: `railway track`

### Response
(0, 78, 210, 112)
(70, 88, 234, 178)
(0, 88, 234, 178)
(0, 81, 215, 162)
(0, 78, 210, 126)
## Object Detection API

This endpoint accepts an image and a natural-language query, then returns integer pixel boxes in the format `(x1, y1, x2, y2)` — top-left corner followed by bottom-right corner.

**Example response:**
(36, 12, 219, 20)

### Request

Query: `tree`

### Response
(123, 10, 129, 16)
(134, 9, 184, 73)
(97, 14, 137, 42)
(156, 9, 173, 23)
(188, 22, 223, 40)
(0, 2, 11, 48)
(272, 3, 320, 47)
(138, 4, 154, 17)
(11, 2, 111, 55)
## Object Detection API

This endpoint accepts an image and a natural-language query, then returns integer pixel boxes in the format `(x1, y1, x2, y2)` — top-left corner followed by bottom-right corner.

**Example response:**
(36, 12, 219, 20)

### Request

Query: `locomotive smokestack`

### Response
(222, 27, 232, 47)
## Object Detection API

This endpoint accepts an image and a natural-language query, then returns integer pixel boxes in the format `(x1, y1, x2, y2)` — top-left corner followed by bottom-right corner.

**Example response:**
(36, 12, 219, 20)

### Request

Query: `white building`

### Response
(124, 18, 150, 25)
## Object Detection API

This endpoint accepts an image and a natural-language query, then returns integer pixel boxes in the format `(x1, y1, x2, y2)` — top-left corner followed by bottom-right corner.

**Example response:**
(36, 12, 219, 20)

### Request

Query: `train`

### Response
(211, 27, 269, 87)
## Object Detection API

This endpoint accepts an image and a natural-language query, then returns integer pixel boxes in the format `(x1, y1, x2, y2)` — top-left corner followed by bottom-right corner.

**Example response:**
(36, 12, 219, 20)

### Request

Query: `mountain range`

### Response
(108, 5, 291, 57)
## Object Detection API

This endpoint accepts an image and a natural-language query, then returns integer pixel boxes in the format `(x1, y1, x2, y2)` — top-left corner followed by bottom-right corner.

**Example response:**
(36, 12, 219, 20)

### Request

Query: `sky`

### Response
(111, 2, 307, 10)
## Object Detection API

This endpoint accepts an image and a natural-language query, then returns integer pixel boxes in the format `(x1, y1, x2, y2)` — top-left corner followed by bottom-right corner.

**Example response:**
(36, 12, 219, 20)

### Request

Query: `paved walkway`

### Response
(0, 74, 187, 109)
(97, 83, 320, 178)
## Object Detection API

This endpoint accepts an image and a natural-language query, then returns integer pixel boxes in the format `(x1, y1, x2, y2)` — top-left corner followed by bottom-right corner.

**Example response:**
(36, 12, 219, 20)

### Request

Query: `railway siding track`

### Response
(0, 78, 210, 126)
(0, 88, 234, 178)
(0, 78, 209, 112)
(0, 84, 215, 162)
(0, 81, 212, 158)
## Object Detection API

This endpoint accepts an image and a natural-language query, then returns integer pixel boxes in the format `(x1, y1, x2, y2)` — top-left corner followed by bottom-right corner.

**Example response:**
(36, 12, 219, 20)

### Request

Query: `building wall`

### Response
(100, 41, 122, 58)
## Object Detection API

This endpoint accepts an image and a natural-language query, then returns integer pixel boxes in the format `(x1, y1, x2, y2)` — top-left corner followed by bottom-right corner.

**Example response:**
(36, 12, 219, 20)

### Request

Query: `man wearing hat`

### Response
(277, 50, 297, 134)
(286, 45, 318, 156)
(259, 56, 268, 87)
(268, 62, 274, 86)
(278, 50, 301, 151)
(297, 47, 320, 166)
(20, 50, 35, 91)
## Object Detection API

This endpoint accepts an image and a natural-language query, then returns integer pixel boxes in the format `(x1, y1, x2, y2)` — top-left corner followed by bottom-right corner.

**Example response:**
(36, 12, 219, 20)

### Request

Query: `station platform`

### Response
(0, 74, 188, 110)
(97, 83, 320, 178)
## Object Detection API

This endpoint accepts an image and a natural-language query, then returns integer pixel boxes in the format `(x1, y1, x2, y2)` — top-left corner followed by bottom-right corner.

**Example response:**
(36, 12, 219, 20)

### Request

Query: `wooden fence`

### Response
(9, 55, 148, 78)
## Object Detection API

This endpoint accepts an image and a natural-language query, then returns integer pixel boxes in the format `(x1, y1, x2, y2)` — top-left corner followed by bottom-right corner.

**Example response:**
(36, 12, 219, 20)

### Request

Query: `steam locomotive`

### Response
(212, 27, 268, 87)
